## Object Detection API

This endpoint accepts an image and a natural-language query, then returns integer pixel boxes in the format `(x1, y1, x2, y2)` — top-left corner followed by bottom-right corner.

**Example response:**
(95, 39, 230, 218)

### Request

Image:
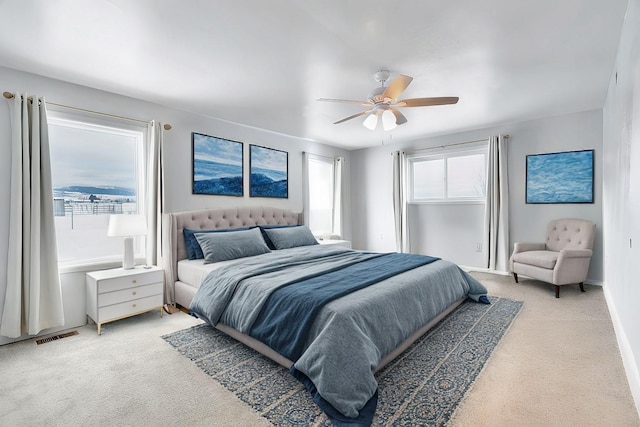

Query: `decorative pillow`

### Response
(262, 225, 319, 250)
(183, 227, 252, 260)
(258, 224, 298, 249)
(194, 227, 270, 264)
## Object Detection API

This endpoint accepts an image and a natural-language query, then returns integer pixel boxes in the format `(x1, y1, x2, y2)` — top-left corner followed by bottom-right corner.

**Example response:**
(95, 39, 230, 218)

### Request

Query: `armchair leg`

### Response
(513, 273, 518, 283)
(579, 282, 585, 293)
(554, 285, 560, 298)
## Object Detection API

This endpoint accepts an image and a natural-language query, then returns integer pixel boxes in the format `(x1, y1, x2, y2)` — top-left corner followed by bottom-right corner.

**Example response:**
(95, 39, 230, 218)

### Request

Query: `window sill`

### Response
(408, 200, 486, 205)
(58, 257, 145, 274)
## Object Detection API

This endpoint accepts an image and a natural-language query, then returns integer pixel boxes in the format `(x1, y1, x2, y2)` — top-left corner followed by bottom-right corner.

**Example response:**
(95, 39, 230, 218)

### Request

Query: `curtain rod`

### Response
(408, 135, 510, 154)
(302, 151, 340, 161)
(3, 91, 172, 130)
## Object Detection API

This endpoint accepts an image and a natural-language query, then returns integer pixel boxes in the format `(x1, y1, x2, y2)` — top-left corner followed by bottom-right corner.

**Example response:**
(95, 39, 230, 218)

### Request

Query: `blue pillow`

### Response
(262, 225, 319, 250)
(258, 224, 298, 249)
(183, 227, 252, 260)
(194, 227, 271, 264)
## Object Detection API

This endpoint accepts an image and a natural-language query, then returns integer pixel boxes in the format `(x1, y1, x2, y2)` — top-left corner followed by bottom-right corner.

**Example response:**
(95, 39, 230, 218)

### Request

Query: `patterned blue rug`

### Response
(162, 296, 522, 426)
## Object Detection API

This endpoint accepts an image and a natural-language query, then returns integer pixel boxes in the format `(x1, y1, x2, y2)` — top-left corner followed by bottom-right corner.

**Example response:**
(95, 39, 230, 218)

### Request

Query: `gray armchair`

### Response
(510, 218, 595, 298)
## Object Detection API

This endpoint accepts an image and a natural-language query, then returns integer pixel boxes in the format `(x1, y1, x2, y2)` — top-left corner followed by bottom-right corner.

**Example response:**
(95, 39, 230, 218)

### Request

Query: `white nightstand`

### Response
(86, 266, 164, 335)
(318, 239, 352, 249)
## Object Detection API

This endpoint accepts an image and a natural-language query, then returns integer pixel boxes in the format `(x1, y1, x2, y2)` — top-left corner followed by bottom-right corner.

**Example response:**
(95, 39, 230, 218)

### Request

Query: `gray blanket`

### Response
(190, 245, 487, 418)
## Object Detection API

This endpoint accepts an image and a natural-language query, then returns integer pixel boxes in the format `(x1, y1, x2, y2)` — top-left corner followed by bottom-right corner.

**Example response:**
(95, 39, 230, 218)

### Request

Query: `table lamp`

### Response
(107, 214, 147, 269)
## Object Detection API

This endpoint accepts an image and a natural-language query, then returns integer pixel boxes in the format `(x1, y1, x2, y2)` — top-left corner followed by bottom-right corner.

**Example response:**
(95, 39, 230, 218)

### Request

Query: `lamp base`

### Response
(122, 236, 135, 269)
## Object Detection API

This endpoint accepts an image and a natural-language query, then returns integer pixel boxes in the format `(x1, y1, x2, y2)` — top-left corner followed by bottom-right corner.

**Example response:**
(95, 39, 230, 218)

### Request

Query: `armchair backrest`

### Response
(546, 218, 595, 251)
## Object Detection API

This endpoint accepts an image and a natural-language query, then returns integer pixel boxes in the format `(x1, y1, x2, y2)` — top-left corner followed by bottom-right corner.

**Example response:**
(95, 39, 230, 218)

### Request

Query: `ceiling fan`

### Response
(318, 70, 459, 131)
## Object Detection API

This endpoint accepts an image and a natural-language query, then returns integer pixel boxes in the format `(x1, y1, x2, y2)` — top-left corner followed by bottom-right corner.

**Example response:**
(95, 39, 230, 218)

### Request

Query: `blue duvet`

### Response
(190, 245, 488, 424)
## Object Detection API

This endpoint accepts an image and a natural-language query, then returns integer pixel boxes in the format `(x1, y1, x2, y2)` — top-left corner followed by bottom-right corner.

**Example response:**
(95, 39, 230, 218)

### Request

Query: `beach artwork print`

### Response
(526, 149, 594, 204)
(249, 145, 288, 198)
(192, 133, 243, 196)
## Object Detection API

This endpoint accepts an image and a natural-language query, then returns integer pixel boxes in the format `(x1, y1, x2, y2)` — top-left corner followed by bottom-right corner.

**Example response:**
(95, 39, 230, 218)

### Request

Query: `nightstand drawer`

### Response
(98, 294, 164, 321)
(98, 282, 163, 307)
(97, 270, 163, 294)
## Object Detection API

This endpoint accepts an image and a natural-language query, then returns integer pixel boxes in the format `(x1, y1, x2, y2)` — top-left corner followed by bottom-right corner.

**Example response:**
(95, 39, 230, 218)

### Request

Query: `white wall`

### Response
(0, 66, 351, 343)
(408, 203, 486, 267)
(350, 109, 604, 282)
(602, 0, 640, 411)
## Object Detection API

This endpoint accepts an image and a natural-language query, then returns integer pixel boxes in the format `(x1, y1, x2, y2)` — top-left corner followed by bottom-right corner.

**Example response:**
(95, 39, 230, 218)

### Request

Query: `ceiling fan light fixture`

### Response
(382, 110, 397, 131)
(319, 71, 459, 129)
(363, 113, 378, 130)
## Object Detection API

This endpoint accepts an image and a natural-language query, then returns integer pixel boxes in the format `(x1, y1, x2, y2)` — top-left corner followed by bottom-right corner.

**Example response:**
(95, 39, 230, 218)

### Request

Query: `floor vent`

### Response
(35, 331, 79, 345)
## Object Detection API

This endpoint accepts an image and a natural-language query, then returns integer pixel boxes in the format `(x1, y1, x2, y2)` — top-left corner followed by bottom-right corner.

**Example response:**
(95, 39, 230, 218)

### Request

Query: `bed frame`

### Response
(161, 206, 464, 371)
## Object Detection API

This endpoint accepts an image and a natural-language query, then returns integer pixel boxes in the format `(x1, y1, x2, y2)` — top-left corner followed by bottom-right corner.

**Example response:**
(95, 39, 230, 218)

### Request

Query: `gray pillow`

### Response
(194, 227, 270, 264)
(183, 227, 253, 260)
(262, 225, 319, 250)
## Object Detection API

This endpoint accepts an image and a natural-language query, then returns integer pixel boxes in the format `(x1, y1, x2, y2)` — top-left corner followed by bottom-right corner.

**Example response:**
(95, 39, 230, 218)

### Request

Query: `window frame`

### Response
(47, 108, 149, 271)
(304, 153, 341, 237)
(407, 142, 488, 205)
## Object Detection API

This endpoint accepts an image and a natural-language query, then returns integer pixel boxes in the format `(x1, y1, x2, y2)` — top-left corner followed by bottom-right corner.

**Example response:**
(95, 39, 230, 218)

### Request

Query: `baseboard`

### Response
(603, 285, 640, 416)
(469, 267, 604, 287)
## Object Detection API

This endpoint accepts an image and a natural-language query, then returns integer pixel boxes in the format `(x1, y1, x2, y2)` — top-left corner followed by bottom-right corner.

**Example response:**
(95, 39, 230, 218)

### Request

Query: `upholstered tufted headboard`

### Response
(161, 207, 301, 303)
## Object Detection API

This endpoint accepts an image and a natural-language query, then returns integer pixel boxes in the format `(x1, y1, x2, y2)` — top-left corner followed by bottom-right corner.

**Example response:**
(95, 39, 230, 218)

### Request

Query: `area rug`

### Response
(162, 296, 522, 426)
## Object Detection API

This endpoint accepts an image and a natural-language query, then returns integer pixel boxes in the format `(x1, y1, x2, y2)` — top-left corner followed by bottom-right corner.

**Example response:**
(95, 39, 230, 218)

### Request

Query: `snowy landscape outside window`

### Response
(48, 113, 146, 264)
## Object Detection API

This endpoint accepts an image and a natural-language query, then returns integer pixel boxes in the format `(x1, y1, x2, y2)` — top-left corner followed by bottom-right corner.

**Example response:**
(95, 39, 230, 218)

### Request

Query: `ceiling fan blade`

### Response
(318, 98, 373, 106)
(395, 97, 459, 107)
(390, 108, 408, 125)
(333, 109, 374, 124)
(382, 75, 413, 102)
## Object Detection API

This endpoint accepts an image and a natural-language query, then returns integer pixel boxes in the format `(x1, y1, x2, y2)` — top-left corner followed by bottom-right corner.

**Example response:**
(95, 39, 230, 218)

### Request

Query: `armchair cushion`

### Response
(512, 250, 558, 270)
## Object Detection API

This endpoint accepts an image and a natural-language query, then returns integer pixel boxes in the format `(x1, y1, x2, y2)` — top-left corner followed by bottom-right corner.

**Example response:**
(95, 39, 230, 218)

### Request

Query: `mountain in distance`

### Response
(193, 175, 243, 196)
(54, 185, 136, 197)
(250, 173, 287, 198)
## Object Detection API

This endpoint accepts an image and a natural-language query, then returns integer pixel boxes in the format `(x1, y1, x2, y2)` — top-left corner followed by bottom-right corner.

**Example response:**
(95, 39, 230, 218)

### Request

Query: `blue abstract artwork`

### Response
(526, 149, 594, 204)
(249, 145, 288, 198)
(192, 133, 243, 196)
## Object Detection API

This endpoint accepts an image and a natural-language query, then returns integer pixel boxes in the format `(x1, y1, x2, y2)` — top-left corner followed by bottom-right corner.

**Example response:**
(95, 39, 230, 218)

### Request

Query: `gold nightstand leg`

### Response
(97, 322, 102, 335)
(160, 307, 164, 318)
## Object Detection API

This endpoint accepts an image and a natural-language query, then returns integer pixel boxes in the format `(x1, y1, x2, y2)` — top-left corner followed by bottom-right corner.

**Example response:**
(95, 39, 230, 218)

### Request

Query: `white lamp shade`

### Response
(363, 113, 378, 130)
(382, 110, 397, 131)
(107, 214, 147, 237)
(108, 215, 146, 269)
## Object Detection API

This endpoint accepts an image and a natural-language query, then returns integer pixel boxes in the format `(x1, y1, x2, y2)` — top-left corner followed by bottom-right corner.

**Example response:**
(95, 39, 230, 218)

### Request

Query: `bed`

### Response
(162, 207, 488, 425)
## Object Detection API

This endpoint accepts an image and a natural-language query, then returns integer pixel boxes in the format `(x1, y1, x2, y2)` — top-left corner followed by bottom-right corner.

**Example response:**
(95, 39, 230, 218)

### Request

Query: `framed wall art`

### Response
(249, 145, 288, 198)
(192, 132, 243, 196)
(526, 149, 594, 204)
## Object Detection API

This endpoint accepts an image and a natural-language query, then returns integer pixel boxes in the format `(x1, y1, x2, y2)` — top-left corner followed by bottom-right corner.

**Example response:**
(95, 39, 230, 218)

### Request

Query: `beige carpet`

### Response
(0, 273, 638, 426)
(452, 272, 639, 426)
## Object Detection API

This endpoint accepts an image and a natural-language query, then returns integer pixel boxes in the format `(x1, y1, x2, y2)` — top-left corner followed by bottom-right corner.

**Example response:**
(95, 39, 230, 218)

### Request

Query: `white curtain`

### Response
(332, 157, 344, 238)
(392, 150, 410, 253)
(145, 122, 168, 302)
(483, 135, 510, 272)
(302, 152, 312, 228)
(1, 93, 64, 338)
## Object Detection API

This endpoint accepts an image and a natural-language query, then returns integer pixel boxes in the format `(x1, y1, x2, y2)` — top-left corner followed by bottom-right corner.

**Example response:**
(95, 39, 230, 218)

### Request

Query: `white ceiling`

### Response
(0, 0, 628, 150)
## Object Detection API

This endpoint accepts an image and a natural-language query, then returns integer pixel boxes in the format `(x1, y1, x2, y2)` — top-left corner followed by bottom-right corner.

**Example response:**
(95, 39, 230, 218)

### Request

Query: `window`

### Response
(48, 112, 147, 265)
(409, 144, 488, 203)
(304, 154, 342, 237)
